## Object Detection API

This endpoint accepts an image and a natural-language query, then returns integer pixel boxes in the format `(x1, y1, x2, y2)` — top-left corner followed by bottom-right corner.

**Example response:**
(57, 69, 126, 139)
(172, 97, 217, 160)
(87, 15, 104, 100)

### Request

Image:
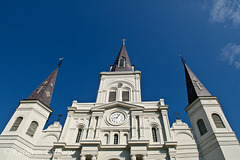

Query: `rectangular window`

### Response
(75, 129, 82, 143)
(118, 57, 126, 67)
(197, 119, 207, 136)
(122, 91, 129, 101)
(114, 134, 118, 145)
(109, 91, 116, 102)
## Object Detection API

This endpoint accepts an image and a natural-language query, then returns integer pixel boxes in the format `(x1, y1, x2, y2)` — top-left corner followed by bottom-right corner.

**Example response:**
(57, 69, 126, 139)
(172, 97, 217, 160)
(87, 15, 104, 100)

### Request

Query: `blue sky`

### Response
(0, 0, 240, 139)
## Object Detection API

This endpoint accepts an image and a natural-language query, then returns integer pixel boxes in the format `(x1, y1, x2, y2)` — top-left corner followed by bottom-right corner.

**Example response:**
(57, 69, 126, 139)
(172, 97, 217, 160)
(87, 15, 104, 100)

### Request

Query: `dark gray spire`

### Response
(27, 59, 62, 107)
(180, 56, 211, 104)
(110, 43, 134, 72)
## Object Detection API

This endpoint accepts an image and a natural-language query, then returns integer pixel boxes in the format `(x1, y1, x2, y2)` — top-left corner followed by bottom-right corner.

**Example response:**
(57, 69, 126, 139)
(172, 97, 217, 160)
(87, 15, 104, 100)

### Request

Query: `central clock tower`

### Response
(96, 43, 141, 105)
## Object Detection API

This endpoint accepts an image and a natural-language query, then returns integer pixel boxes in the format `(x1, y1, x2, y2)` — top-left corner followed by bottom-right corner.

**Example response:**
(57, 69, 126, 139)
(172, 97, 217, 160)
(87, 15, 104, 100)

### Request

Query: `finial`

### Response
(57, 114, 63, 121)
(173, 112, 180, 120)
(58, 57, 64, 68)
(121, 38, 127, 45)
(179, 55, 186, 64)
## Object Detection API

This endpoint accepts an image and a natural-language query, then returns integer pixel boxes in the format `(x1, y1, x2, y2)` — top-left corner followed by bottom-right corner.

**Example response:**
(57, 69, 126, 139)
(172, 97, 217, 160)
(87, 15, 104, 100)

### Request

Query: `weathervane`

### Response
(58, 57, 64, 68)
(121, 38, 127, 45)
(57, 114, 63, 121)
(173, 112, 180, 120)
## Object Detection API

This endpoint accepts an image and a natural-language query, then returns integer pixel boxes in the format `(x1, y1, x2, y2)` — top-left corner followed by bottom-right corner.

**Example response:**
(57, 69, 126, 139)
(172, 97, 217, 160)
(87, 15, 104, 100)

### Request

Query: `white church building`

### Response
(0, 43, 240, 160)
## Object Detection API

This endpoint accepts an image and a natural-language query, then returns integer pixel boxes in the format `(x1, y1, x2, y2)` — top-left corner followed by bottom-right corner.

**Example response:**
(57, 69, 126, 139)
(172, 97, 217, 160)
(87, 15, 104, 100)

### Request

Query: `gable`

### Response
(91, 101, 144, 111)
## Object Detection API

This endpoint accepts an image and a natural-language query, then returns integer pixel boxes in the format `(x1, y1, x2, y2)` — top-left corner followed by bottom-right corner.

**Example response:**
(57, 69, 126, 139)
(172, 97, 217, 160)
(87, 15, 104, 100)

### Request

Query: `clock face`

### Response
(109, 112, 125, 124)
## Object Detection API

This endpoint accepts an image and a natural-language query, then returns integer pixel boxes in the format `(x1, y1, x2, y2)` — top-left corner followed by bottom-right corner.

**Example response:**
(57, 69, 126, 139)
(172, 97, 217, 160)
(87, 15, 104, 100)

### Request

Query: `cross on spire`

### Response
(58, 57, 64, 68)
(173, 112, 180, 120)
(110, 41, 133, 72)
(57, 114, 63, 121)
(121, 38, 127, 45)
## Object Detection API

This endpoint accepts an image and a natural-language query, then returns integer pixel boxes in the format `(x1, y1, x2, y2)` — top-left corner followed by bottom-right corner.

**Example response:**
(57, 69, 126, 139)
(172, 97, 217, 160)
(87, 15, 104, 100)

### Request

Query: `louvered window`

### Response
(10, 117, 23, 131)
(152, 128, 158, 142)
(197, 119, 207, 136)
(118, 57, 125, 67)
(26, 121, 38, 137)
(212, 114, 225, 128)
(114, 134, 118, 145)
(122, 91, 129, 101)
(75, 128, 82, 143)
(109, 91, 116, 102)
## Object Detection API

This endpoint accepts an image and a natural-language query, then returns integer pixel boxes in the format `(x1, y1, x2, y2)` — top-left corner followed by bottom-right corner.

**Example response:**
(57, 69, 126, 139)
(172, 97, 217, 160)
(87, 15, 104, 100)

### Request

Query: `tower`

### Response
(96, 42, 141, 104)
(0, 60, 62, 160)
(181, 57, 240, 160)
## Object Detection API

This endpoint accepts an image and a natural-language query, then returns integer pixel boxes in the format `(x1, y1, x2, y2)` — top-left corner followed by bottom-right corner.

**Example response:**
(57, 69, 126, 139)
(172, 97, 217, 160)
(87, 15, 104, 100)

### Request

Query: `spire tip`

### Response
(121, 38, 127, 45)
(179, 55, 185, 64)
(58, 57, 64, 68)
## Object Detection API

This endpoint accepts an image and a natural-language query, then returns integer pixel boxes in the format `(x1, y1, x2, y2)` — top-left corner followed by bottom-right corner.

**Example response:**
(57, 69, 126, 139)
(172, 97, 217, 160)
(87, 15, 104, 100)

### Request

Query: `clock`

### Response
(109, 112, 125, 124)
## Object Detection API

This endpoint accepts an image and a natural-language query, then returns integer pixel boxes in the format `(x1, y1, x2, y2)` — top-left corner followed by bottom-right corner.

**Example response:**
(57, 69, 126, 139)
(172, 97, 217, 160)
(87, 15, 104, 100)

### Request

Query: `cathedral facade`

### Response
(0, 43, 240, 160)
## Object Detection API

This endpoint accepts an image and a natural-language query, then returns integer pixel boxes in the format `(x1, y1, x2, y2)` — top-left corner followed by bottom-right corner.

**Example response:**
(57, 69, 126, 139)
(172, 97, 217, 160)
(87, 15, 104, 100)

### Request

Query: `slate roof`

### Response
(110, 44, 134, 72)
(27, 66, 60, 107)
(181, 56, 212, 104)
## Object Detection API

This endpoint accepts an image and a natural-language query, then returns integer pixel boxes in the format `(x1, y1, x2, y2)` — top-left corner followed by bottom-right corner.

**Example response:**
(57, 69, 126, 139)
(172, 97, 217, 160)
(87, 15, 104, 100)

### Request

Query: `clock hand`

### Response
(117, 114, 120, 118)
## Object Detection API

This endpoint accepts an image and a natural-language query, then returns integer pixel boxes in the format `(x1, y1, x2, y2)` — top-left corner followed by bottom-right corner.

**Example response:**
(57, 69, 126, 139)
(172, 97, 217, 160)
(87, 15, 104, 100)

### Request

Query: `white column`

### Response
(81, 155, 86, 160)
(131, 115, 137, 140)
(139, 115, 145, 139)
(87, 116, 96, 139)
(134, 74, 141, 102)
(82, 128, 87, 139)
(95, 116, 102, 139)
(59, 112, 73, 141)
(103, 90, 107, 102)
(109, 131, 113, 144)
(161, 109, 172, 141)
(131, 155, 136, 160)
(91, 155, 97, 160)
(143, 155, 147, 160)
(97, 77, 105, 103)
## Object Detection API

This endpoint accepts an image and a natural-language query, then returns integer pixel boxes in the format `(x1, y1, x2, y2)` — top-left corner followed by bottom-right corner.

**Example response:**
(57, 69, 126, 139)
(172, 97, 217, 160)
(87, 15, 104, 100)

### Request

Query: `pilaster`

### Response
(87, 116, 96, 139)
(159, 105, 172, 141)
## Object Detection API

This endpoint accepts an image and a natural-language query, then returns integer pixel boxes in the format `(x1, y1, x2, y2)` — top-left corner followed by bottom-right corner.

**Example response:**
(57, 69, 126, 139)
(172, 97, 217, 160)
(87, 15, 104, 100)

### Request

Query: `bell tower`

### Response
(0, 59, 62, 160)
(96, 42, 141, 104)
(181, 56, 240, 160)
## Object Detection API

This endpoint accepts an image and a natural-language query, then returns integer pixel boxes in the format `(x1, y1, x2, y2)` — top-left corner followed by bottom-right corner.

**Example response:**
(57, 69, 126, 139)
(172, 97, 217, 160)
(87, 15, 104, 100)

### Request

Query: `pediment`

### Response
(91, 101, 144, 111)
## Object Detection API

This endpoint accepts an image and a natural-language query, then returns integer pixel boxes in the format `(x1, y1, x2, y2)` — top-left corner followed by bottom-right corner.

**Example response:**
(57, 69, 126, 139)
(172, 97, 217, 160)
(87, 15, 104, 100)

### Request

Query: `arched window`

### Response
(122, 90, 129, 102)
(26, 121, 38, 137)
(114, 134, 118, 145)
(10, 117, 23, 131)
(109, 91, 116, 102)
(76, 128, 82, 143)
(118, 56, 126, 67)
(197, 119, 207, 136)
(152, 127, 158, 142)
(212, 114, 225, 128)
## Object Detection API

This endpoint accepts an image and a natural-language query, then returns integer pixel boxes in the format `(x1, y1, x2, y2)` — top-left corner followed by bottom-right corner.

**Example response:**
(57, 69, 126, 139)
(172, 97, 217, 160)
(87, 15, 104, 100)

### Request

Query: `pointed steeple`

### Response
(180, 56, 211, 104)
(110, 40, 134, 72)
(27, 58, 63, 107)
